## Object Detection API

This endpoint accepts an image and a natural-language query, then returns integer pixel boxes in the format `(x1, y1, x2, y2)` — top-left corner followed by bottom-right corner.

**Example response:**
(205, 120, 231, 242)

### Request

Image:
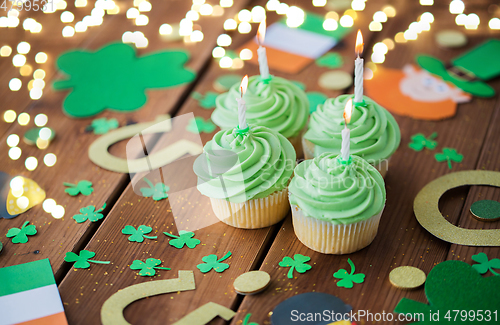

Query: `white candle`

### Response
(257, 20, 270, 79)
(341, 98, 353, 161)
(237, 75, 249, 129)
(354, 30, 364, 103)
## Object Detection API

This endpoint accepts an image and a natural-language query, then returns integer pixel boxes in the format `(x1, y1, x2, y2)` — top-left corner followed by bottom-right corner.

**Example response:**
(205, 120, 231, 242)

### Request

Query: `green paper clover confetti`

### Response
(278, 254, 312, 279)
(140, 178, 169, 201)
(306, 91, 328, 114)
(197, 252, 231, 273)
(471, 252, 500, 276)
(214, 74, 242, 91)
(242, 313, 259, 325)
(409, 132, 438, 151)
(53, 43, 195, 118)
(316, 52, 344, 69)
(333, 258, 365, 288)
(64, 180, 94, 196)
(187, 117, 216, 134)
(435, 147, 463, 170)
(122, 225, 157, 243)
(64, 250, 110, 269)
(73, 203, 106, 223)
(6, 221, 37, 244)
(192, 91, 219, 109)
(0, 241, 3, 253)
(90, 117, 119, 134)
(163, 230, 201, 249)
(130, 258, 171, 276)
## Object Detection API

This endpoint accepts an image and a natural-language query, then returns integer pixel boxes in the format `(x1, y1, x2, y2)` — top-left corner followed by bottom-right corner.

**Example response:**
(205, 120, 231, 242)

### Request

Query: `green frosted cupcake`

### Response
(193, 124, 296, 229)
(288, 153, 386, 254)
(303, 94, 400, 177)
(211, 75, 309, 157)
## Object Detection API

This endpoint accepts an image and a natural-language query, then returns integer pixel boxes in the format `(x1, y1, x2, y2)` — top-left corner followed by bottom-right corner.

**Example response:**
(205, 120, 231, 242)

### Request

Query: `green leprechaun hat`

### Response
(416, 39, 500, 97)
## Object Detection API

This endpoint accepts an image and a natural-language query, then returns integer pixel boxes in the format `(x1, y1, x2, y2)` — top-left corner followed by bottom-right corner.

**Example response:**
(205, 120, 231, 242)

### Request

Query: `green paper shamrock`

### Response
(64, 180, 94, 196)
(163, 230, 200, 249)
(53, 43, 195, 118)
(316, 52, 344, 69)
(192, 91, 219, 109)
(242, 313, 259, 325)
(197, 252, 231, 273)
(6, 221, 37, 244)
(64, 250, 110, 269)
(278, 254, 312, 279)
(186, 117, 216, 134)
(140, 178, 169, 201)
(73, 203, 106, 223)
(90, 117, 119, 134)
(395, 260, 500, 324)
(435, 147, 463, 169)
(333, 258, 365, 288)
(130, 258, 171, 276)
(409, 132, 438, 151)
(471, 252, 500, 276)
(122, 225, 157, 243)
(306, 92, 328, 114)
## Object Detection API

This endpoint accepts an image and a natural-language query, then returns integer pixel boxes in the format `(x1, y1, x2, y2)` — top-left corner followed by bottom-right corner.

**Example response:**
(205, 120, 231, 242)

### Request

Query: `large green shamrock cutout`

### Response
(122, 225, 157, 243)
(197, 252, 231, 273)
(6, 221, 37, 244)
(130, 258, 170, 276)
(316, 52, 343, 69)
(163, 230, 200, 249)
(395, 260, 500, 324)
(64, 250, 110, 269)
(140, 178, 169, 201)
(278, 254, 312, 279)
(409, 132, 438, 151)
(73, 203, 106, 223)
(435, 148, 463, 169)
(471, 252, 500, 276)
(333, 258, 365, 288)
(192, 91, 219, 109)
(186, 117, 216, 134)
(91, 117, 119, 134)
(64, 180, 94, 196)
(53, 43, 195, 118)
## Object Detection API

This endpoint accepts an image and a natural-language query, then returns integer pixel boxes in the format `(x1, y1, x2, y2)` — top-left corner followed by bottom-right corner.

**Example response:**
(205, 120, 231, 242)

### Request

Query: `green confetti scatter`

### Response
(409, 132, 438, 151)
(435, 147, 463, 169)
(306, 92, 328, 114)
(192, 91, 219, 109)
(471, 252, 500, 276)
(470, 200, 500, 221)
(64, 180, 94, 196)
(91, 117, 119, 134)
(316, 52, 344, 69)
(73, 203, 106, 223)
(278, 254, 312, 279)
(197, 252, 231, 273)
(64, 250, 110, 269)
(139, 178, 169, 201)
(130, 258, 171, 276)
(53, 43, 195, 117)
(163, 230, 200, 249)
(186, 117, 216, 134)
(333, 258, 365, 288)
(122, 225, 157, 243)
(6, 221, 37, 244)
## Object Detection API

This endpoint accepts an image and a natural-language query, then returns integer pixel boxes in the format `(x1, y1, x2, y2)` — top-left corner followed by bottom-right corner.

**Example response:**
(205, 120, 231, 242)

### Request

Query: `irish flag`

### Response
(0, 259, 68, 325)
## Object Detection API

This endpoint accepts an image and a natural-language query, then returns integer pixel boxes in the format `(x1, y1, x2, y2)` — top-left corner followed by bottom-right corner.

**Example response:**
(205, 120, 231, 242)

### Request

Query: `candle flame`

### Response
(240, 75, 249, 96)
(344, 98, 353, 124)
(355, 29, 364, 56)
(257, 20, 266, 45)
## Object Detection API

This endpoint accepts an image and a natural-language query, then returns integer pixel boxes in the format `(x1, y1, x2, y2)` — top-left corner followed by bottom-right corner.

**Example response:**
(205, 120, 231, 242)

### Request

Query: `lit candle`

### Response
(236, 75, 249, 129)
(354, 30, 364, 104)
(341, 98, 353, 161)
(257, 20, 270, 79)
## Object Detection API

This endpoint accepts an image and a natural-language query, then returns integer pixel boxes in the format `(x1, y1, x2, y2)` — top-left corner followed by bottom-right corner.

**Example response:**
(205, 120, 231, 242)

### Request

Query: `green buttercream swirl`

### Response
(193, 125, 296, 203)
(211, 75, 309, 138)
(304, 95, 401, 164)
(288, 153, 386, 224)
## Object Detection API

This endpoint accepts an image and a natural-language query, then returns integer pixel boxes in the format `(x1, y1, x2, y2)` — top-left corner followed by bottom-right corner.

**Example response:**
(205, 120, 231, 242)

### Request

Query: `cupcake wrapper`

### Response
(210, 188, 289, 229)
(301, 137, 391, 178)
(291, 204, 384, 254)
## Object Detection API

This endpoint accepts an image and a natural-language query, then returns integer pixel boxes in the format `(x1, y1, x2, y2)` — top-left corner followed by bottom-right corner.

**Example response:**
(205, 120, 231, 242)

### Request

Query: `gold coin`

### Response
(318, 71, 352, 90)
(233, 270, 271, 295)
(389, 266, 426, 289)
(436, 30, 467, 48)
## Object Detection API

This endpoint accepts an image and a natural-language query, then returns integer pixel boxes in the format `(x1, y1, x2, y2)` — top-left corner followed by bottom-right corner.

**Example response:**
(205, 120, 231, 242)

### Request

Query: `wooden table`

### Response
(0, 0, 499, 324)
